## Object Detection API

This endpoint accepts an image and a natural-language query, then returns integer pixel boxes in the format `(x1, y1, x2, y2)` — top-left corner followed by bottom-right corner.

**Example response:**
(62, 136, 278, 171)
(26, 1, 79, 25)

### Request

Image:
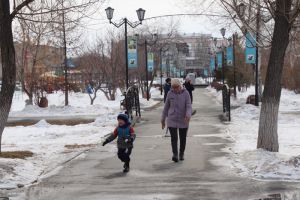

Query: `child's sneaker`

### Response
(123, 162, 130, 173)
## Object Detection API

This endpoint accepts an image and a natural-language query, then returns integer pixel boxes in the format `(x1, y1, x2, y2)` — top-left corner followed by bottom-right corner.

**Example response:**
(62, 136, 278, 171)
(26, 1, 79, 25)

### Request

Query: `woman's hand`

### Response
(184, 116, 190, 124)
(161, 121, 166, 129)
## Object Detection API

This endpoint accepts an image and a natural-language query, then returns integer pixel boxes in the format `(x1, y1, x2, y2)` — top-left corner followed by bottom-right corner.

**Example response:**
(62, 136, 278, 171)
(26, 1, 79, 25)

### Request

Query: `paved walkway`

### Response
(20, 89, 300, 199)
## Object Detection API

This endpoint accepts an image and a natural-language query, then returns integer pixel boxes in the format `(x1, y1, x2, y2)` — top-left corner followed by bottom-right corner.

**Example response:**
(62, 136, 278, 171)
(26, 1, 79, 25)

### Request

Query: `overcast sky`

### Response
(81, 0, 235, 43)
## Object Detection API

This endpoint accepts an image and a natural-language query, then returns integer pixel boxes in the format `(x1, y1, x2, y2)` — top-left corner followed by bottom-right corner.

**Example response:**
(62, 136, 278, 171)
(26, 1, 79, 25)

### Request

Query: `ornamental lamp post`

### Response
(159, 45, 169, 95)
(220, 28, 226, 84)
(238, 3, 246, 17)
(105, 7, 114, 22)
(227, 37, 232, 46)
(213, 38, 218, 79)
(136, 8, 146, 22)
(136, 33, 158, 101)
(220, 28, 226, 38)
(213, 37, 218, 47)
(228, 35, 237, 98)
(105, 7, 146, 90)
(237, 2, 259, 106)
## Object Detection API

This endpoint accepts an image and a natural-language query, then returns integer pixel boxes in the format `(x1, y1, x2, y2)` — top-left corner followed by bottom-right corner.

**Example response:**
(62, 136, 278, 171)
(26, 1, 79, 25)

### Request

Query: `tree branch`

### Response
(10, 0, 35, 19)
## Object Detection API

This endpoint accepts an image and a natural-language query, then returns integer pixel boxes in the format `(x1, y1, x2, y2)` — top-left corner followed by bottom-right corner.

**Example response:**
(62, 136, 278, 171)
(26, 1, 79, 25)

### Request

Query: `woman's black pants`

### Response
(168, 127, 188, 156)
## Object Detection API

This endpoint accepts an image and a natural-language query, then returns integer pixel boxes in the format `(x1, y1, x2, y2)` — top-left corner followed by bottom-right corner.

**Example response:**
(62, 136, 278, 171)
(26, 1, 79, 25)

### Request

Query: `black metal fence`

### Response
(120, 86, 141, 120)
(222, 84, 231, 121)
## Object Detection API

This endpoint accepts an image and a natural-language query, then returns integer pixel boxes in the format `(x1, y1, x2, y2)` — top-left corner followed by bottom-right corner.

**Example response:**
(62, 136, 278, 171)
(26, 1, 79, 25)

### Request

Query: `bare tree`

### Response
(257, 0, 298, 152)
(221, 0, 300, 152)
(79, 44, 107, 105)
(0, 0, 35, 153)
(80, 32, 126, 102)
(15, 8, 56, 105)
(182, 0, 300, 152)
(0, 0, 106, 152)
(104, 33, 126, 99)
(134, 20, 181, 93)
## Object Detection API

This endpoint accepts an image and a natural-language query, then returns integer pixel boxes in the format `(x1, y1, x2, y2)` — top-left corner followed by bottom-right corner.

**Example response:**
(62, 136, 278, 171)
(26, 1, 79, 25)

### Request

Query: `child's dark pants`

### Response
(118, 148, 132, 163)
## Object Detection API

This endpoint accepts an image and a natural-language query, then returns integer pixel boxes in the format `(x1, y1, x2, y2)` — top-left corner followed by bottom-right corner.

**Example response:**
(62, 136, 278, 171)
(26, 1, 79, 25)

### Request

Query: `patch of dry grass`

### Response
(0, 151, 34, 159)
(65, 144, 96, 149)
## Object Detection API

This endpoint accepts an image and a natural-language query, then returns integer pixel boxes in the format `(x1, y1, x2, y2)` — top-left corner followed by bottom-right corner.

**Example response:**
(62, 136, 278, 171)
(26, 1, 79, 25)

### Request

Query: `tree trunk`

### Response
(0, 1, 16, 153)
(108, 88, 116, 101)
(28, 94, 33, 105)
(257, 0, 291, 152)
(88, 93, 96, 105)
(101, 89, 110, 100)
(111, 89, 116, 101)
(24, 88, 33, 105)
(91, 91, 97, 105)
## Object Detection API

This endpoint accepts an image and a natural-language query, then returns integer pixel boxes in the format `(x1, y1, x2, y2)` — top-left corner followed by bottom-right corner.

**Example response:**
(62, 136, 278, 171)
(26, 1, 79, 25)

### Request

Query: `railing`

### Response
(120, 85, 141, 120)
(222, 84, 231, 121)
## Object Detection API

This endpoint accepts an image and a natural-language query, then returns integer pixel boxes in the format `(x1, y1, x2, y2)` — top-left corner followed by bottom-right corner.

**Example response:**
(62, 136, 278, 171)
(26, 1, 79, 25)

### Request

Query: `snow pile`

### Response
(195, 77, 207, 85)
(150, 87, 163, 100)
(229, 150, 300, 180)
(206, 85, 256, 107)
(33, 119, 52, 128)
(0, 120, 116, 189)
(10, 91, 122, 118)
(280, 89, 300, 112)
(10, 104, 116, 118)
(10, 88, 162, 117)
(139, 88, 163, 109)
(206, 86, 300, 181)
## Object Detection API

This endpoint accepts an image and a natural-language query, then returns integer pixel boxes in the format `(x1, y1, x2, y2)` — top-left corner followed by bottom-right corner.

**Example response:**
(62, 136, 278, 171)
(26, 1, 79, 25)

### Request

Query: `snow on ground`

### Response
(10, 88, 162, 117)
(195, 77, 207, 85)
(206, 86, 300, 181)
(139, 87, 163, 109)
(1, 88, 162, 189)
(205, 85, 256, 107)
(0, 118, 117, 189)
(10, 90, 122, 117)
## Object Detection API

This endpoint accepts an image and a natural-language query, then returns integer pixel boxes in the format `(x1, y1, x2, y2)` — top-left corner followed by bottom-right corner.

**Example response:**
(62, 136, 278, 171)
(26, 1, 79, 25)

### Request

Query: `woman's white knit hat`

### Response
(171, 78, 181, 86)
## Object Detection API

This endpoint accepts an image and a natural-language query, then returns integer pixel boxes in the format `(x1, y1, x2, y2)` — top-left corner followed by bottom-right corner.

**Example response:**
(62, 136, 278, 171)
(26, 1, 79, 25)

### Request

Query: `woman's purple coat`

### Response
(161, 88, 192, 128)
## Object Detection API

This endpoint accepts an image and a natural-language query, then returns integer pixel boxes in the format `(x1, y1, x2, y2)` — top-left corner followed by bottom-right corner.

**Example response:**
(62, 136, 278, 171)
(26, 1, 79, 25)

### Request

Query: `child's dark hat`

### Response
(117, 113, 129, 123)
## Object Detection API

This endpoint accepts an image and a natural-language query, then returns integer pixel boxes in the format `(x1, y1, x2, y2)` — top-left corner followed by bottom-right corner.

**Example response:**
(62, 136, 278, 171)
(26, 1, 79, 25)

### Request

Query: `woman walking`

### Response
(163, 78, 171, 103)
(183, 77, 195, 103)
(161, 79, 192, 162)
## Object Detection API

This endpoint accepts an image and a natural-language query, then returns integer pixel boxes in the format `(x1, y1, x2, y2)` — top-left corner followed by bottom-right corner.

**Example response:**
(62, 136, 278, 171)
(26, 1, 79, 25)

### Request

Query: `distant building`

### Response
(14, 43, 65, 80)
(161, 33, 212, 77)
(180, 33, 212, 76)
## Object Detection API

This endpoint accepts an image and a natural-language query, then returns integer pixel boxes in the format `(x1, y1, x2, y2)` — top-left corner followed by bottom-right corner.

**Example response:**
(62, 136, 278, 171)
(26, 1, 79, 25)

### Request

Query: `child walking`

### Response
(102, 113, 136, 173)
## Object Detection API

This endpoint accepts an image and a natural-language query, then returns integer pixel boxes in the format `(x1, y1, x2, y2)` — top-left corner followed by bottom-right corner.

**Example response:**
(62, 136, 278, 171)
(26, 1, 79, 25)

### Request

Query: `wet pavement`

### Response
(3, 88, 300, 199)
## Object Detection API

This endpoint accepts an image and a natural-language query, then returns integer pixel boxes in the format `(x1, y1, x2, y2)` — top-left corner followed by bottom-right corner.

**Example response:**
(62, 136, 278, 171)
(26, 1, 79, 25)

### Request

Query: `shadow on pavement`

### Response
(103, 172, 127, 179)
(152, 161, 183, 171)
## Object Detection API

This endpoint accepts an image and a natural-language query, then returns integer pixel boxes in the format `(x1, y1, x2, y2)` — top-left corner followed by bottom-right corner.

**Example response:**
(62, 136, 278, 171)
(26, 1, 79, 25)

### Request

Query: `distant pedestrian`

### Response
(102, 113, 136, 173)
(183, 77, 195, 103)
(86, 83, 93, 94)
(163, 78, 171, 103)
(161, 78, 192, 162)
